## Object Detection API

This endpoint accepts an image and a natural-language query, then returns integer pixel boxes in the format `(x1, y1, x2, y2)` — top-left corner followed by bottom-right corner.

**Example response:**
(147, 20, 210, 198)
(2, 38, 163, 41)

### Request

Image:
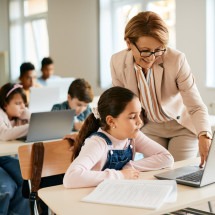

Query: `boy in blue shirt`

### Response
(51, 78, 94, 131)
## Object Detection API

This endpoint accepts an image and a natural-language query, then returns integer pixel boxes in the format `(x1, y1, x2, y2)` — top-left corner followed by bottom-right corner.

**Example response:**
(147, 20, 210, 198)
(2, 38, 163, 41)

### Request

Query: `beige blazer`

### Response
(110, 47, 211, 135)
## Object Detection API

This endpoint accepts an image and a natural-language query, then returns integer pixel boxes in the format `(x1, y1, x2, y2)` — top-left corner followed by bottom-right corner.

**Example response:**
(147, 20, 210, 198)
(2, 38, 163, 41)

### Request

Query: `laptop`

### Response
(46, 77, 75, 102)
(154, 132, 215, 187)
(24, 110, 75, 142)
(29, 87, 60, 113)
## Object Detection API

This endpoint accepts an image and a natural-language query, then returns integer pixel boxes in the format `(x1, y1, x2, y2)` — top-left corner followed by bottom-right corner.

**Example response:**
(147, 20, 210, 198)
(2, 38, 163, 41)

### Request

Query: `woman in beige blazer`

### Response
(110, 11, 211, 166)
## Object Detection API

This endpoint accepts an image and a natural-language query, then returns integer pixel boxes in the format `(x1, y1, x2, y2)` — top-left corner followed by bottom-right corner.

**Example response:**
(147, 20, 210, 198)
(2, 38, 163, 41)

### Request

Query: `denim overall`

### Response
(91, 132, 133, 170)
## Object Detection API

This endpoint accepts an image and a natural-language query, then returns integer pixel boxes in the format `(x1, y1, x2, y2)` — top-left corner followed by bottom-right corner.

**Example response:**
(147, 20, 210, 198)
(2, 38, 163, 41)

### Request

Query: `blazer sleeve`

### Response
(176, 54, 211, 134)
(110, 54, 124, 87)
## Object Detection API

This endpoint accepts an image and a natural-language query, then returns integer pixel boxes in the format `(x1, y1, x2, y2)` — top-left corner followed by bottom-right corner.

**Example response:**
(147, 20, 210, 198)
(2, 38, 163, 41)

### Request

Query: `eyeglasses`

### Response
(133, 43, 166, 57)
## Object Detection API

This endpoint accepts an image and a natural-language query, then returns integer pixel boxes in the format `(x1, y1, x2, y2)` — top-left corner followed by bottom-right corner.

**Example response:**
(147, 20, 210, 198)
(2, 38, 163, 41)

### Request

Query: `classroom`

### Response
(1, 0, 215, 214)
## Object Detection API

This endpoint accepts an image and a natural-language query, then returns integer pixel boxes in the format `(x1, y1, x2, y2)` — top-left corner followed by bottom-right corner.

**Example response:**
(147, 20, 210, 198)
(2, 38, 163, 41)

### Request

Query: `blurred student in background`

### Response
(37, 57, 60, 86)
(0, 83, 30, 214)
(19, 62, 41, 105)
(0, 83, 30, 141)
(52, 78, 94, 131)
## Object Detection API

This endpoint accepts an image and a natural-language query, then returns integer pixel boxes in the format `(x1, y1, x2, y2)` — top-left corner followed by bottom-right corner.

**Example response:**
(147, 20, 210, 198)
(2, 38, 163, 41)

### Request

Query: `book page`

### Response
(82, 179, 177, 210)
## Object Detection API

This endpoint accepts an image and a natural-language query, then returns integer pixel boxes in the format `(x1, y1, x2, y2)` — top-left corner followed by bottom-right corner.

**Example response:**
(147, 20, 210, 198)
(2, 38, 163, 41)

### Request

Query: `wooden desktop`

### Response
(38, 157, 215, 215)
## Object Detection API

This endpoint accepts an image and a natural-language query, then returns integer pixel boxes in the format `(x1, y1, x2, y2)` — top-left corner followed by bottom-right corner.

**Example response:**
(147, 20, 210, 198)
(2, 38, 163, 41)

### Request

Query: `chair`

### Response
(18, 139, 73, 215)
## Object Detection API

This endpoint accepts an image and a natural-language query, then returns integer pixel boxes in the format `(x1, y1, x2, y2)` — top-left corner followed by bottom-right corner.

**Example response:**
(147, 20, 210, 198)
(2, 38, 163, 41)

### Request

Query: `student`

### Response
(37, 57, 60, 86)
(0, 83, 30, 214)
(51, 78, 94, 131)
(63, 86, 174, 188)
(0, 83, 30, 141)
(0, 156, 30, 215)
(19, 62, 41, 104)
(110, 11, 211, 165)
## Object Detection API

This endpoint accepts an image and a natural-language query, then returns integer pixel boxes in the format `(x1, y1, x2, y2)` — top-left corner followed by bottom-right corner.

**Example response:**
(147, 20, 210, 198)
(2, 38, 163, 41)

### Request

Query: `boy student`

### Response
(37, 57, 60, 86)
(51, 78, 94, 131)
(19, 62, 41, 104)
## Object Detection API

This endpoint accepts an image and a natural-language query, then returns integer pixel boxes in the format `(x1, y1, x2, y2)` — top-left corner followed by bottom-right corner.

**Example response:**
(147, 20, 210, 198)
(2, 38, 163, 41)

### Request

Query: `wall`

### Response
(48, 0, 102, 95)
(176, 0, 215, 113)
(1, 0, 215, 110)
(0, 0, 9, 85)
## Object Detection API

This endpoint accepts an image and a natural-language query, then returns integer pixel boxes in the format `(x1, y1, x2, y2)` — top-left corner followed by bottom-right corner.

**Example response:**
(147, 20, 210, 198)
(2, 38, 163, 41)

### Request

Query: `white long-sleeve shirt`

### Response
(0, 108, 30, 141)
(63, 128, 174, 188)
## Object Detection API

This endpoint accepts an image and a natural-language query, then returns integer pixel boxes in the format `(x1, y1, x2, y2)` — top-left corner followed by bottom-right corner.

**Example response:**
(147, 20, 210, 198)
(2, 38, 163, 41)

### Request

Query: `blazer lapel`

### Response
(153, 57, 164, 103)
(124, 51, 140, 97)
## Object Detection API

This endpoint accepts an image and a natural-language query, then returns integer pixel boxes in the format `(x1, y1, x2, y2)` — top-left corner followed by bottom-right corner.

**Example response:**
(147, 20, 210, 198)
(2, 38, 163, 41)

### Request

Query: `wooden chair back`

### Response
(18, 139, 73, 180)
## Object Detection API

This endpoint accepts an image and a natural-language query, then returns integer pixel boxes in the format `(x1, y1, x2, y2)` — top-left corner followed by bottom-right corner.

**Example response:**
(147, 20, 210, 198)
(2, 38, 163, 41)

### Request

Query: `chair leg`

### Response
(208, 201, 214, 213)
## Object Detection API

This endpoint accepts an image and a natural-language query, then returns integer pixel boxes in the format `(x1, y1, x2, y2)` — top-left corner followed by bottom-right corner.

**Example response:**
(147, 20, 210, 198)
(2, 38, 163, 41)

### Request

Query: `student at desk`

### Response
(0, 83, 30, 214)
(19, 62, 41, 105)
(37, 57, 60, 86)
(0, 83, 30, 141)
(63, 86, 174, 188)
(51, 78, 94, 131)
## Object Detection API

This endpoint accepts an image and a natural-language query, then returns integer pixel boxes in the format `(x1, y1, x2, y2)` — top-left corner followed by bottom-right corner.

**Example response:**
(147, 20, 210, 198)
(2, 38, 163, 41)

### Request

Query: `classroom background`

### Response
(0, 0, 215, 114)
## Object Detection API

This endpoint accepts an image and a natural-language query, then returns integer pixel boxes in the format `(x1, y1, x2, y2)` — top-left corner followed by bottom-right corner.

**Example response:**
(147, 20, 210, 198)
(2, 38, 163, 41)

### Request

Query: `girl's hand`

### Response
(64, 132, 78, 150)
(120, 168, 140, 179)
(64, 132, 78, 141)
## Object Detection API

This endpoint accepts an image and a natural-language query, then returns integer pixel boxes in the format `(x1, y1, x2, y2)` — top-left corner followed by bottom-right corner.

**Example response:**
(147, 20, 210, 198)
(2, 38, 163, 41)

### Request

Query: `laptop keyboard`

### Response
(176, 169, 204, 182)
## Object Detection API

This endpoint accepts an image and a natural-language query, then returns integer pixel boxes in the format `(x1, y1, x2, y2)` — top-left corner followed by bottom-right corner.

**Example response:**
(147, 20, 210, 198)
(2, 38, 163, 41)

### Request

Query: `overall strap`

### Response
(90, 132, 112, 145)
(29, 142, 44, 215)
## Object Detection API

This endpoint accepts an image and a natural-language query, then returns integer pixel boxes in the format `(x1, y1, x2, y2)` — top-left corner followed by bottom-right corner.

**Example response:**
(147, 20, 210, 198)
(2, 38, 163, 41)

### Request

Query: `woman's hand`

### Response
(199, 135, 211, 167)
(120, 168, 140, 179)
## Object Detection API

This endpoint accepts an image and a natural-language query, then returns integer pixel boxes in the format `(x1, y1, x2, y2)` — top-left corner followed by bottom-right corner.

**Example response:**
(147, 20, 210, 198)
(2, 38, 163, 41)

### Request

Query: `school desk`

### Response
(38, 157, 215, 215)
(0, 140, 28, 156)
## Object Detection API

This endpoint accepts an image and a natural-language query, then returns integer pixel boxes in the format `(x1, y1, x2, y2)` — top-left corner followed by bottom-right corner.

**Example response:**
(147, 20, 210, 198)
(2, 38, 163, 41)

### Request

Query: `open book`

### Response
(82, 179, 177, 210)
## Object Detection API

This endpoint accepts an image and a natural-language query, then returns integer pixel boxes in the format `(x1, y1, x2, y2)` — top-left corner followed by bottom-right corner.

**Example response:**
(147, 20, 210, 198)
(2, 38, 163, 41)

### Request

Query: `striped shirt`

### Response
(134, 64, 171, 123)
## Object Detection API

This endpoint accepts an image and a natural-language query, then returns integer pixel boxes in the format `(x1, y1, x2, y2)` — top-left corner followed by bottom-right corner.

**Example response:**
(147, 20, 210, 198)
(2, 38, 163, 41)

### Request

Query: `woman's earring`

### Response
(112, 126, 116, 129)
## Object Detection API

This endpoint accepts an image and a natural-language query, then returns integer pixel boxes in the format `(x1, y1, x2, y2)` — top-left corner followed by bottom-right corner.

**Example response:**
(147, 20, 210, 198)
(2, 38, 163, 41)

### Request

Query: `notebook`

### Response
(24, 110, 75, 142)
(82, 179, 177, 210)
(29, 87, 60, 113)
(154, 132, 215, 187)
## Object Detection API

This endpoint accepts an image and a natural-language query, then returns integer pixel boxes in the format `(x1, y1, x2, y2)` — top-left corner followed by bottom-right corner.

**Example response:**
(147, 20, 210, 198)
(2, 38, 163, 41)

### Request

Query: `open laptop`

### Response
(154, 132, 215, 187)
(23, 110, 75, 142)
(46, 77, 75, 102)
(29, 87, 60, 113)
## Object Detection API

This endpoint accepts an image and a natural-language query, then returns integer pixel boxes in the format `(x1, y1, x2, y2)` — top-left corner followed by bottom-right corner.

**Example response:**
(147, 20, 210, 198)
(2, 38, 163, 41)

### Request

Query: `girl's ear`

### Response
(125, 38, 131, 50)
(106, 115, 116, 128)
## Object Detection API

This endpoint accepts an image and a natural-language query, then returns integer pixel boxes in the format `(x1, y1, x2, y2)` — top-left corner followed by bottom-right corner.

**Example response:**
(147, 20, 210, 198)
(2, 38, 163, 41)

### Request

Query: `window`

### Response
(9, 0, 48, 81)
(99, 0, 175, 88)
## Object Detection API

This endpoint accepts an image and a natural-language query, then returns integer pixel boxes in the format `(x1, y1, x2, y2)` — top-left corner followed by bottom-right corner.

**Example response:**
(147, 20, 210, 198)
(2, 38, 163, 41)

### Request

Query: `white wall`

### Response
(48, 0, 103, 95)
(176, 0, 215, 112)
(0, 0, 9, 86)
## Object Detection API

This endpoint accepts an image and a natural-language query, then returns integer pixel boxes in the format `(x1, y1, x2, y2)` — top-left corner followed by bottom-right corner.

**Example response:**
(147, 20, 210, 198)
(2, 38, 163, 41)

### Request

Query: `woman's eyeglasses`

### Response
(133, 43, 166, 58)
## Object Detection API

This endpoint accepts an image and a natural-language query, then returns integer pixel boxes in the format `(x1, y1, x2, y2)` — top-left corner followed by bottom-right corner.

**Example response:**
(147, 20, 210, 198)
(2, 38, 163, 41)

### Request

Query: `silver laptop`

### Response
(46, 77, 75, 102)
(24, 110, 75, 142)
(29, 87, 60, 113)
(154, 132, 215, 187)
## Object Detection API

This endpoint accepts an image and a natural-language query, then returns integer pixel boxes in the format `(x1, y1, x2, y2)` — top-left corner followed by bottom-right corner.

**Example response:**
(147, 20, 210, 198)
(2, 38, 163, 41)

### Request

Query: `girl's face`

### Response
(127, 36, 163, 71)
(108, 97, 143, 140)
(4, 93, 26, 120)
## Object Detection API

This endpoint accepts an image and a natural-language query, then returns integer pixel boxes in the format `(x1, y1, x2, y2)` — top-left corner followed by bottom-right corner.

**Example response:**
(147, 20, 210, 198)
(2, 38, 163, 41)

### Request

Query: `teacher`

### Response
(110, 11, 212, 166)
